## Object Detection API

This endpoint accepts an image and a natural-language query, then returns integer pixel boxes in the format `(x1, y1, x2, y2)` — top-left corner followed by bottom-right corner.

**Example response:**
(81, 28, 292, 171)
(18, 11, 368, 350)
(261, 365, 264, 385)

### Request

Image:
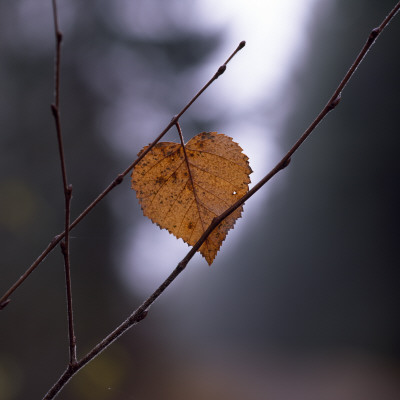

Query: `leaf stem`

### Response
(175, 122, 209, 251)
(0, 41, 246, 309)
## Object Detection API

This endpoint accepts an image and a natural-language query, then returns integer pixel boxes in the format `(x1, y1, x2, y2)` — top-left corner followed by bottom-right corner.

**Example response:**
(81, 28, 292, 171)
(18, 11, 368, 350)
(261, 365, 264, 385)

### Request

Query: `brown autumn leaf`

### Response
(131, 131, 252, 264)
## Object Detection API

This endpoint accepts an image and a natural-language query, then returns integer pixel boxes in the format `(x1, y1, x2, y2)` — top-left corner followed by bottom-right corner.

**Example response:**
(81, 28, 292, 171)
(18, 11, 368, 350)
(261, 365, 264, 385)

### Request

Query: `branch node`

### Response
(137, 310, 148, 322)
(66, 184, 73, 197)
(328, 93, 342, 111)
(115, 174, 124, 185)
(51, 234, 62, 245)
(51, 103, 57, 117)
(369, 27, 380, 42)
(281, 157, 291, 170)
(60, 240, 67, 255)
(215, 64, 226, 78)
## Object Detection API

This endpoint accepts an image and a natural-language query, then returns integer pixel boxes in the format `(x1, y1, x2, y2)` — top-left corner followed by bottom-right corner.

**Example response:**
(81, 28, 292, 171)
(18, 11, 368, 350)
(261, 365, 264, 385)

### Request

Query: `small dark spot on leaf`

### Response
(156, 176, 166, 185)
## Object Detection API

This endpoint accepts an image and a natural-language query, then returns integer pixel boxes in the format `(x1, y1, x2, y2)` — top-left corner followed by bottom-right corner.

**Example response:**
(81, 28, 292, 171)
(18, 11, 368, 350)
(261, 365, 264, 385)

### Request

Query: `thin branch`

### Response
(51, 0, 77, 365)
(0, 41, 246, 309)
(42, 3, 400, 397)
(183, 1, 400, 261)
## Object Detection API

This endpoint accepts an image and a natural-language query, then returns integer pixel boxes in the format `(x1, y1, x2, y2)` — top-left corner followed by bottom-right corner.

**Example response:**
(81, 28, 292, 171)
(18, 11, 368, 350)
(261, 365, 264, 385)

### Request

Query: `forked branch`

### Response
(43, 2, 400, 399)
(0, 39, 246, 309)
(50, 0, 77, 365)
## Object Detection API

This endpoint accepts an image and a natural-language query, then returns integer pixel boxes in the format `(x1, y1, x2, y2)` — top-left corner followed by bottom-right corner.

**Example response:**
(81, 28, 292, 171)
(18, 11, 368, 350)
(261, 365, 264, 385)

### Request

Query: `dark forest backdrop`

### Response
(1, 1, 399, 399)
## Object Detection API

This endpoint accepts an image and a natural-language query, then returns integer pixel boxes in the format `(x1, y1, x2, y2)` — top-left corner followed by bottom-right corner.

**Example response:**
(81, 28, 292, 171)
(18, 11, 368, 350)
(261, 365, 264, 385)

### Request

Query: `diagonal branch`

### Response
(42, 2, 400, 398)
(0, 40, 246, 309)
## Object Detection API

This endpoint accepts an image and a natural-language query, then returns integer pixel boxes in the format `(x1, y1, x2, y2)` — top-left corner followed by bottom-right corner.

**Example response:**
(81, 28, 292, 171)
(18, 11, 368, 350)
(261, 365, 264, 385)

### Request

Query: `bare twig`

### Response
(42, 2, 400, 398)
(0, 40, 246, 309)
(50, 0, 77, 365)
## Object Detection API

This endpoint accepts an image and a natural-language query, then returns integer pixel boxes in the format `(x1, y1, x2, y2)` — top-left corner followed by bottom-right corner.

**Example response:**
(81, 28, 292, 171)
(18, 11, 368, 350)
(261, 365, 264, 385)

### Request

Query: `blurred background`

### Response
(1, 0, 400, 399)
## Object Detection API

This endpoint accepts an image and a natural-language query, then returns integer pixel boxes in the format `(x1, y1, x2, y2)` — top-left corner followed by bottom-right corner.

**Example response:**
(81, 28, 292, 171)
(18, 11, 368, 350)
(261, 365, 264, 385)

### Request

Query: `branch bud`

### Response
(238, 40, 246, 49)
(215, 65, 227, 78)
